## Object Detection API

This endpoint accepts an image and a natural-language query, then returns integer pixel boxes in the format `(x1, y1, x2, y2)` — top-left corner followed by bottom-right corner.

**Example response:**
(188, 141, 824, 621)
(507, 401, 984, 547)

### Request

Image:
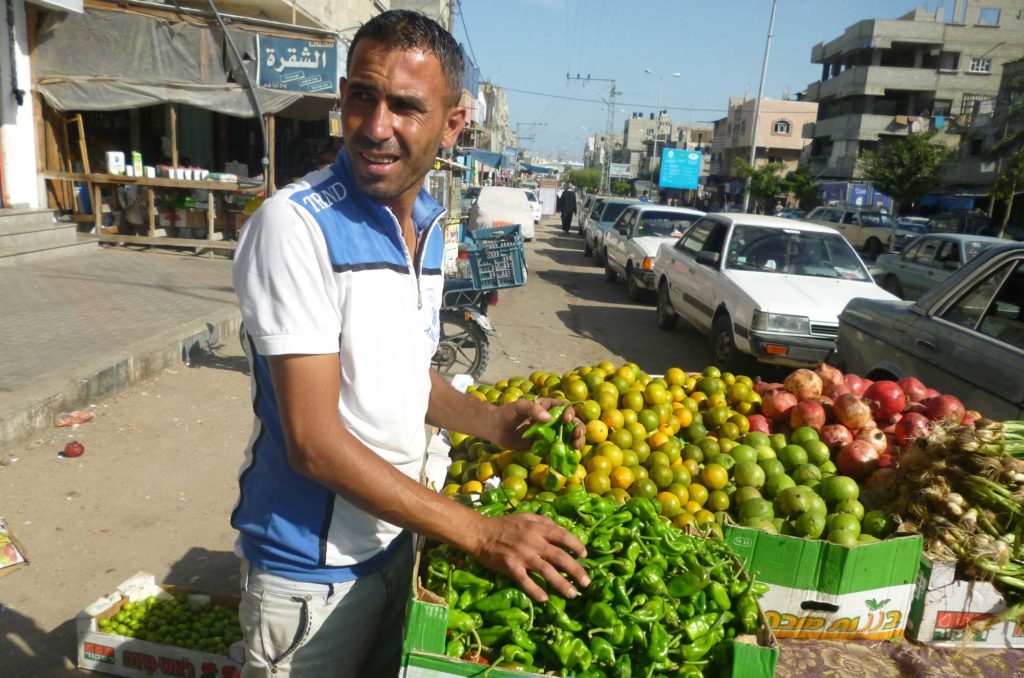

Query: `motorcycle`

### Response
(431, 277, 498, 379)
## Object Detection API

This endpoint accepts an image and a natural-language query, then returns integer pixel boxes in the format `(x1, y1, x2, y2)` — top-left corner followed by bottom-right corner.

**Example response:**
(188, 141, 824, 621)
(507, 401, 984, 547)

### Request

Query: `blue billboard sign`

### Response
(659, 149, 702, 189)
(257, 35, 338, 94)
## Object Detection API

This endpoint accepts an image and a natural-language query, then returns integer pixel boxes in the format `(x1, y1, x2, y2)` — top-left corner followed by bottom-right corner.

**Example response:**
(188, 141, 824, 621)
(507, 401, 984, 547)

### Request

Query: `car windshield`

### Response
(859, 211, 894, 228)
(900, 221, 929, 234)
(525, 191, 538, 202)
(725, 224, 870, 281)
(601, 202, 632, 223)
(636, 211, 700, 237)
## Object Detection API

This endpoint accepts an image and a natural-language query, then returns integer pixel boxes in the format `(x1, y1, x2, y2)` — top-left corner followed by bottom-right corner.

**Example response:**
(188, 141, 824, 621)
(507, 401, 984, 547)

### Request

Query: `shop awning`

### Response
(521, 163, 557, 175)
(34, 6, 336, 120)
(466, 150, 506, 170)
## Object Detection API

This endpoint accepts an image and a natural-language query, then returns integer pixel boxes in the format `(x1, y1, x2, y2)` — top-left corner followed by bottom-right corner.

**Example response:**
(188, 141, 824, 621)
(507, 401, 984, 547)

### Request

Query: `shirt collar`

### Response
(333, 148, 445, 232)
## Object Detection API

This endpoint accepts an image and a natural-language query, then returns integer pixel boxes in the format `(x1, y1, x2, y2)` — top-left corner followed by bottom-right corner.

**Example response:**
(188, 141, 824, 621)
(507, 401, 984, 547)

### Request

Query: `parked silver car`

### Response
(835, 243, 1024, 419)
(873, 233, 1006, 300)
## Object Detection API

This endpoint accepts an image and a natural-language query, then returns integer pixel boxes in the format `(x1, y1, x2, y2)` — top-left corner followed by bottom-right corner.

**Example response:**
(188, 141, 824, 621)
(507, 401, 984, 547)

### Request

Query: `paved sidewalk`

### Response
(0, 247, 240, 446)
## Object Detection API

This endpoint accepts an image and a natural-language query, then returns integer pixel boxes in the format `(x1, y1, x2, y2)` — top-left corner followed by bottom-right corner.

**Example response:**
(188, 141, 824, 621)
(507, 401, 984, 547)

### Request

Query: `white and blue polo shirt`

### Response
(232, 149, 446, 583)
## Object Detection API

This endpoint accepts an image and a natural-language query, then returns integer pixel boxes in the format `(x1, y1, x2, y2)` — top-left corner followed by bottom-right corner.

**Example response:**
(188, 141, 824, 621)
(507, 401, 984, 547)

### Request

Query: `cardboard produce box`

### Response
(0, 518, 29, 578)
(724, 525, 923, 640)
(402, 540, 779, 677)
(76, 572, 243, 677)
(907, 552, 1024, 647)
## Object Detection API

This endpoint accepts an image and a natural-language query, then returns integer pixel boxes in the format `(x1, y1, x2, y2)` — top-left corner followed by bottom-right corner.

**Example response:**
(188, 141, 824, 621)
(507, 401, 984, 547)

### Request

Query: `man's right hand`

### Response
(470, 513, 589, 603)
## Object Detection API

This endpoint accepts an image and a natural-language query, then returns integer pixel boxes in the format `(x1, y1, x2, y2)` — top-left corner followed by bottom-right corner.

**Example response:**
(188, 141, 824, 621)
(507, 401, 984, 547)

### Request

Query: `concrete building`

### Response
(480, 82, 513, 153)
(804, 0, 1024, 180)
(583, 132, 623, 174)
(711, 97, 818, 176)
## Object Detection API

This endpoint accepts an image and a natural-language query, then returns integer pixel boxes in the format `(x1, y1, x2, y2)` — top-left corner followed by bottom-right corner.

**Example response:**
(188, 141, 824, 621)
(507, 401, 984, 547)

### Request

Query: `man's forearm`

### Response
(425, 369, 499, 440)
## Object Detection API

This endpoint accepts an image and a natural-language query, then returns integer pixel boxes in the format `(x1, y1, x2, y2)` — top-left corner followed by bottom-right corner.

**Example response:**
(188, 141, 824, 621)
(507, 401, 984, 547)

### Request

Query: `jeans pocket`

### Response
(256, 588, 314, 667)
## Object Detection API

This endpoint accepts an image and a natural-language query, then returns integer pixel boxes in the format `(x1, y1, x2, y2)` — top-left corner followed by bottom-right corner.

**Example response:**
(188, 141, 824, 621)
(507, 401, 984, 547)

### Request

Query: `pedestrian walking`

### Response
(232, 11, 588, 677)
(559, 183, 577, 234)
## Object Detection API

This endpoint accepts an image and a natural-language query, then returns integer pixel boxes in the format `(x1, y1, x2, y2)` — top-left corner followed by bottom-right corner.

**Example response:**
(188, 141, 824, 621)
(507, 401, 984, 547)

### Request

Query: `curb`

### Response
(0, 308, 243, 447)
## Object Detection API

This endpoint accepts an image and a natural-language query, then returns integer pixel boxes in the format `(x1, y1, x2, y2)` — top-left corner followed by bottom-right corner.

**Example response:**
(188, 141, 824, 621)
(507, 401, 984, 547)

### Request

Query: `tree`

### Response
(985, 79, 1024, 237)
(733, 159, 786, 213)
(989, 148, 1024, 238)
(784, 167, 822, 210)
(610, 179, 631, 196)
(860, 131, 953, 214)
(565, 168, 602, 192)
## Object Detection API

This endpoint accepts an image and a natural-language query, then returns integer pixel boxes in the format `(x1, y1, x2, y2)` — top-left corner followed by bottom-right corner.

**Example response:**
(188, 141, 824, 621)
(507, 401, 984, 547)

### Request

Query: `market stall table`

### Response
(42, 171, 261, 251)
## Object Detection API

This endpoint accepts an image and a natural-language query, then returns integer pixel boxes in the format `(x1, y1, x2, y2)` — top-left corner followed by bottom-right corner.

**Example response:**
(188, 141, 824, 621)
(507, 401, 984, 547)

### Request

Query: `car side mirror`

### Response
(696, 251, 719, 267)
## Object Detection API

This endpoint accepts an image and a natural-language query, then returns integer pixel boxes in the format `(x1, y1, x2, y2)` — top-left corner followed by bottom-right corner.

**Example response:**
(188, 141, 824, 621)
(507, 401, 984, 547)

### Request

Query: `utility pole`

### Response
(644, 69, 680, 186)
(515, 122, 546, 177)
(742, 0, 778, 213)
(567, 74, 620, 193)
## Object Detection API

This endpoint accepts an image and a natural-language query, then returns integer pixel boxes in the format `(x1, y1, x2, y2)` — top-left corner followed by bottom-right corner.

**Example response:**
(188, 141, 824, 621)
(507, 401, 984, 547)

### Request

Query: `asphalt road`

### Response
(0, 214, 765, 675)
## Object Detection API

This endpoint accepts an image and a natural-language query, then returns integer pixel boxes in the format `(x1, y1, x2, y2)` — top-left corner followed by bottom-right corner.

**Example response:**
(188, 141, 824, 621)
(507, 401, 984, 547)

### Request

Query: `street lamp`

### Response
(644, 68, 680, 184)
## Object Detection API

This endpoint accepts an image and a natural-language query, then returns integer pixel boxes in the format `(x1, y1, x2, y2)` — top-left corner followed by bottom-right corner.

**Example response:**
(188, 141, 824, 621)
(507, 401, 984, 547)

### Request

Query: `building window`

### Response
(978, 8, 1000, 26)
(772, 120, 791, 135)
(960, 93, 985, 124)
(939, 51, 960, 71)
(969, 139, 984, 156)
(969, 58, 993, 74)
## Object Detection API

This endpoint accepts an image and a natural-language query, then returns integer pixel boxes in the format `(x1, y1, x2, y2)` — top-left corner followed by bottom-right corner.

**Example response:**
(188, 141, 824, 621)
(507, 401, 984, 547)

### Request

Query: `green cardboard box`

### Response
(402, 539, 779, 677)
(724, 525, 923, 640)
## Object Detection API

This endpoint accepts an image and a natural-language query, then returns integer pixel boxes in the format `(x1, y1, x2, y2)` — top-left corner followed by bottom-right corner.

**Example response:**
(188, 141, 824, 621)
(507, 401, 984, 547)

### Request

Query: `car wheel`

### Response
(626, 264, 642, 302)
(879, 274, 902, 298)
(583, 237, 593, 257)
(657, 282, 678, 330)
(711, 314, 742, 371)
(604, 260, 617, 283)
(864, 237, 882, 259)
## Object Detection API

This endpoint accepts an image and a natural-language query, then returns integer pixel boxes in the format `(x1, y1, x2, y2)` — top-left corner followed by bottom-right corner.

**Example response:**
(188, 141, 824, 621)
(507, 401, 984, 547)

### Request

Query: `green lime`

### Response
(536, 491, 557, 503)
(770, 433, 788, 451)
(827, 529, 860, 547)
(756, 445, 777, 461)
(682, 444, 704, 463)
(739, 498, 775, 522)
(733, 486, 763, 506)
(791, 463, 822, 486)
(802, 440, 832, 466)
(743, 431, 771, 448)
(706, 453, 735, 471)
(778, 519, 797, 536)
(777, 485, 815, 517)
(759, 458, 786, 478)
(862, 510, 897, 539)
(794, 511, 827, 538)
(820, 475, 860, 505)
(741, 517, 777, 533)
(778, 445, 809, 470)
(834, 498, 865, 521)
(818, 460, 838, 476)
(698, 437, 721, 458)
(733, 461, 766, 489)
(729, 444, 758, 464)
(631, 478, 658, 499)
(763, 473, 796, 499)
(791, 426, 820, 446)
(827, 512, 862, 536)
(806, 493, 827, 517)
(685, 421, 708, 442)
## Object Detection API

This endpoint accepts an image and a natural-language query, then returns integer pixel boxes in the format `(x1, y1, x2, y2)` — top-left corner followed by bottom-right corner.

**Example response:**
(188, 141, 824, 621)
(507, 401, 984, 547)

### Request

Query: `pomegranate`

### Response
(863, 381, 907, 422)
(897, 377, 928, 403)
(790, 400, 827, 431)
(784, 369, 823, 400)
(881, 413, 902, 434)
(832, 393, 873, 430)
(63, 441, 85, 458)
(856, 426, 889, 455)
(836, 440, 880, 479)
(877, 452, 896, 468)
(923, 388, 941, 401)
(761, 391, 798, 423)
(894, 412, 931, 445)
(963, 410, 982, 426)
(820, 424, 853, 451)
(924, 395, 965, 424)
(753, 379, 784, 396)
(815, 363, 844, 389)
(826, 382, 851, 398)
(746, 414, 772, 435)
(907, 402, 928, 416)
(844, 374, 870, 396)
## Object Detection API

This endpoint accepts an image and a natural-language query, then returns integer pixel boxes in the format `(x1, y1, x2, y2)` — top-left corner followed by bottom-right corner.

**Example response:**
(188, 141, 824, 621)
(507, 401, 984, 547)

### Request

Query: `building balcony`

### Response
(811, 114, 925, 141)
(806, 155, 860, 180)
(807, 65, 938, 101)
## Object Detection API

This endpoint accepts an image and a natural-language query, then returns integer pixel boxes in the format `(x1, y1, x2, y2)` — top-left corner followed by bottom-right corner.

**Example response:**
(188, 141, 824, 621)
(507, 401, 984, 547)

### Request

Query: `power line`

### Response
(455, 0, 481, 77)
(501, 85, 727, 113)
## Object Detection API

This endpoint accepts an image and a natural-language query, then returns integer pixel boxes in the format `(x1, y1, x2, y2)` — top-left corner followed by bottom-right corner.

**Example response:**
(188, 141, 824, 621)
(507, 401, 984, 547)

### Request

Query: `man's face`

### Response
(340, 40, 465, 209)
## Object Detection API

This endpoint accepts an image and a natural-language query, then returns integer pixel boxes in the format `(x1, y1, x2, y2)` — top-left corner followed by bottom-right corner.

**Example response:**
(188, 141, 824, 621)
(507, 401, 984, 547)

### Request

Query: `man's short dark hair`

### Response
(347, 10, 465, 106)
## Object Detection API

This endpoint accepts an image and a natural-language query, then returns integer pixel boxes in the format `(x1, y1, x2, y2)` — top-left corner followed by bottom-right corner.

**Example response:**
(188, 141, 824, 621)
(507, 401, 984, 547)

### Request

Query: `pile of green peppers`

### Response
(522, 404, 579, 485)
(423, 490, 769, 677)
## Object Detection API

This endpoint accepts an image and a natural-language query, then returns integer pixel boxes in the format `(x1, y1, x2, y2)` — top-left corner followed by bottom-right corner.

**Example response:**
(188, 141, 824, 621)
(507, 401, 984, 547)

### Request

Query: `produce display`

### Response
(424, 490, 768, 676)
(95, 595, 242, 654)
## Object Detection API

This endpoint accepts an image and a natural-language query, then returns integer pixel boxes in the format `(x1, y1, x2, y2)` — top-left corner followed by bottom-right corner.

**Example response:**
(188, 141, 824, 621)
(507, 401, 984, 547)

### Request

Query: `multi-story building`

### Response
(712, 97, 818, 176)
(480, 82, 512, 153)
(583, 132, 623, 175)
(804, 0, 1024, 180)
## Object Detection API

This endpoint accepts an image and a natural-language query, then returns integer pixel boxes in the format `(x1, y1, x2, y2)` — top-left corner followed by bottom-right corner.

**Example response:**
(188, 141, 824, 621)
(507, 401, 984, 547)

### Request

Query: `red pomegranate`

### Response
(844, 374, 870, 396)
(894, 412, 931, 445)
(924, 395, 965, 425)
(790, 400, 827, 431)
(897, 377, 929, 403)
(753, 379, 784, 396)
(832, 393, 873, 430)
(836, 440, 880, 479)
(826, 382, 851, 398)
(746, 414, 772, 435)
(863, 381, 907, 422)
(762, 391, 798, 423)
(820, 424, 853, 451)
(784, 369, 823, 401)
(856, 426, 889, 455)
(815, 363, 845, 389)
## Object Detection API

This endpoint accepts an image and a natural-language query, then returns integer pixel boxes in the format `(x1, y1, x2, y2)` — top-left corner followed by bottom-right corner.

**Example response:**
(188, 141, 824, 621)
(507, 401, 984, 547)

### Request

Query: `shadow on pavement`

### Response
(0, 604, 79, 675)
(188, 344, 251, 376)
(533, 247, 594, 268)
(164, 546, 242, 595)
(535, 267, 652, 308)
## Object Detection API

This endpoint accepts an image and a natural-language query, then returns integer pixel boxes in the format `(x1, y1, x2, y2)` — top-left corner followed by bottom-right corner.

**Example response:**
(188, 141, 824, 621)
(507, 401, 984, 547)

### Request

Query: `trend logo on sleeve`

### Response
(300, 180, 348, 214)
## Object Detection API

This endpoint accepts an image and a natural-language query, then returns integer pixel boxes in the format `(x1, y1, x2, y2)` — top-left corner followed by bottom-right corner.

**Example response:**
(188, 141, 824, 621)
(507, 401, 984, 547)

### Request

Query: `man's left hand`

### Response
(486, 397, 584, 451)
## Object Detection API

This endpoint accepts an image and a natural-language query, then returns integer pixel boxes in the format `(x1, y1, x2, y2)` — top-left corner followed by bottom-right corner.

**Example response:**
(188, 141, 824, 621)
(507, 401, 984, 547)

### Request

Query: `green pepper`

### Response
(589, 534, 618, 555)
(509, 627, 536, 653)
(623, 621, 646, 649)
(457, 586, 490, 610)
(500, 644, 534, 666)
(625, 497, 661, 523)
(522, 405, 567, 440)
(446, 609, 482, 636)
(737, 594, 760, 634)
(708, 581, 732, 611)
(682, 612, 719, 642)
(450, 569, 493, 593)
(647, 621, 670, 663)
(484, 607, 531, 628)
(470, 587, 531, 612)
(679, 627, 722, 662)
(629, 597, 666, 624)
(624, 540, 644, 563)
(612, 577, 632, 609)
(475, 502, 505, 517)
(667, 566, 710, 598)
(544, 595, 583, 632)
(443, 586, 459, 610)
(588, 577, 615, 603)
(585, 601, 618, 628)
(426, 559, 450, 583)
(588, 620, 626, 646)
(751, 581, 770, 596)
(590, 636, 616, 666)
(635, 563, 668, 596)
(549, 437, 579, 479)
(445, 636, 465, 658)
(612, 653, 632, 678)
(477, 625, 509, 647)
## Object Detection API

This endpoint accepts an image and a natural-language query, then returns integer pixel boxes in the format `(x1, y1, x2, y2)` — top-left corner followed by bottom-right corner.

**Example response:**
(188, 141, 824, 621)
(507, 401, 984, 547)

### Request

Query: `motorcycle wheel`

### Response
(432, 311, 490, 379)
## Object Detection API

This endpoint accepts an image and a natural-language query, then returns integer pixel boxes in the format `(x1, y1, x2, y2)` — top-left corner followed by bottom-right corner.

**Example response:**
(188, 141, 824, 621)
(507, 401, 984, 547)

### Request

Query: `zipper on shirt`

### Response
(385, 209, 444, 310)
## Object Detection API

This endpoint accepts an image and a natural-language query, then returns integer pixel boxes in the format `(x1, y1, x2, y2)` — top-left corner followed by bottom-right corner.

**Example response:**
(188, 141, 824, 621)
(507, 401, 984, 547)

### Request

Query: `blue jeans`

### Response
(238, 541, 413, 677)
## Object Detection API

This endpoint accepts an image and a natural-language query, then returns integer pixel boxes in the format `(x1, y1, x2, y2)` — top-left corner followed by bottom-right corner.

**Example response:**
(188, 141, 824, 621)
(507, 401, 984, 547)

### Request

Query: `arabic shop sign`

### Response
(257, 35, 338, 94)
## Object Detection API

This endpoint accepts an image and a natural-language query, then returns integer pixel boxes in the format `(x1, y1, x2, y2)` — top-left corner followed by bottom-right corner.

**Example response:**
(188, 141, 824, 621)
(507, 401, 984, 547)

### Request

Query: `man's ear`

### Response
(440, 106, 467, 149)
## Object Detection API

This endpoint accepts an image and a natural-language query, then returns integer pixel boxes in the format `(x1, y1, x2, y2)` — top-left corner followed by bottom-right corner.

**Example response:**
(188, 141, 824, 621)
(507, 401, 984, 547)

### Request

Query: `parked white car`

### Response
(468, 186, 535, 240)
(652, 213, 898, 368)
(602, 204, 705, 301)
(804, 205, 897, 259)
(583, 198, 638, 262)
(523, 189, 542, 224)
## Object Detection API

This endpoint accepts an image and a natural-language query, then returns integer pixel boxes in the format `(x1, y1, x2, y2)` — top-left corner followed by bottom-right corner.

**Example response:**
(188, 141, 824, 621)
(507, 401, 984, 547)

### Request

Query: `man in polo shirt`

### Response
(232, 10, 588, 677)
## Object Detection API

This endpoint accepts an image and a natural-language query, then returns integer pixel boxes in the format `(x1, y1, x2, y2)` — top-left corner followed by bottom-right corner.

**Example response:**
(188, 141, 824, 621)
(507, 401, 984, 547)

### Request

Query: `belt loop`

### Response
(240, 559, 251, 593)
(326, 582, 336, 605)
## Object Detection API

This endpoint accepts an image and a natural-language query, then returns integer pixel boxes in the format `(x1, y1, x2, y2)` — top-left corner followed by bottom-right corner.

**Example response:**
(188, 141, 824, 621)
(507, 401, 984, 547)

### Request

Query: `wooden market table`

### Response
(42, 171, 262, 252)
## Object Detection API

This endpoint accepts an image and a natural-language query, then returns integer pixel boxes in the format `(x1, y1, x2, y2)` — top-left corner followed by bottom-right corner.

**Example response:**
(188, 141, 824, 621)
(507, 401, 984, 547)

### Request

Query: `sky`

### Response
(452, 0, 957, 161)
